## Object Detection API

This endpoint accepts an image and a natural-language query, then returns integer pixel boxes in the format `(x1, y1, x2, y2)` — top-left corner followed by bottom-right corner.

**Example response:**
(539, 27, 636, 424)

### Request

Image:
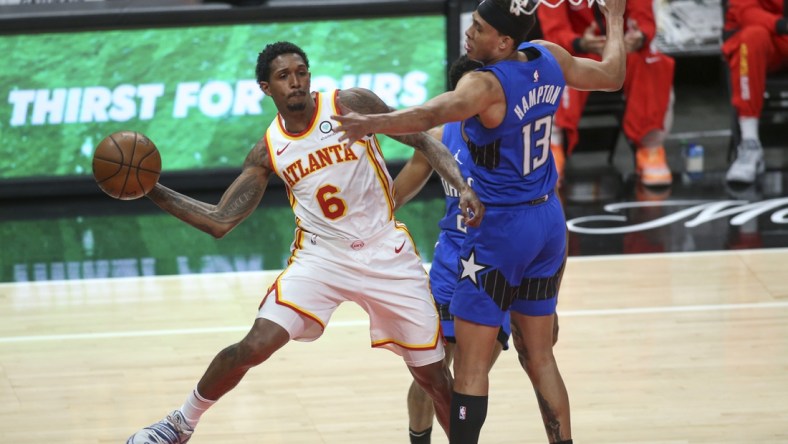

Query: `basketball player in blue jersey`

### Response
(394, 55, 513, 444)
(333, 0, 627, 442)
(124, 41, 485, 444)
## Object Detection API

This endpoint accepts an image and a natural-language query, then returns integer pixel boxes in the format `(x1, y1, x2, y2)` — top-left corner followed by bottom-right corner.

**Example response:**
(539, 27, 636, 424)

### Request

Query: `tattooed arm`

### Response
(392, 126, 444, 211)
(337, 88, 484, 227)
(146, 136, 273, 238)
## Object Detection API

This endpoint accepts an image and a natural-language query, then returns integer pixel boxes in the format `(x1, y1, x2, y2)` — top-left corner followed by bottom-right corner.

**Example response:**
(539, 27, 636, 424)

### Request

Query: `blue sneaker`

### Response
(126, 410, 194, 444)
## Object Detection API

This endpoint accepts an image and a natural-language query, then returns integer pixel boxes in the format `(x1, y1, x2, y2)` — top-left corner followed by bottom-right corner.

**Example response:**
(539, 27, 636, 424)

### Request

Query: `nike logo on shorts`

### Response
(395, 240, 406, 253)
(276, 142, 291, 155)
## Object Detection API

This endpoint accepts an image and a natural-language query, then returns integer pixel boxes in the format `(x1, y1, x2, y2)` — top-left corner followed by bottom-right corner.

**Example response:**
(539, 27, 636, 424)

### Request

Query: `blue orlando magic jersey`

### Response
(436, 122, 471, 246)
(462, 42, 566, 205)
(430, 122, 513, 344)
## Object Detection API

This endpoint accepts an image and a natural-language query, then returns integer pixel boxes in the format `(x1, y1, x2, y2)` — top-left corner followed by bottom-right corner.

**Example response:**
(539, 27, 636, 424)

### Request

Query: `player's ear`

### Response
(259, 81, 271, 96)
(499, 35, 512, 50)
(498, 35, 511, 51)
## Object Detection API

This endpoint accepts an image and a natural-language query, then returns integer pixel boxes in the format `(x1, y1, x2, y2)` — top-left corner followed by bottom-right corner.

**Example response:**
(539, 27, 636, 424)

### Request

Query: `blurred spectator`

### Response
(537, 0, 675, 188)
(722, 0, 788, 184)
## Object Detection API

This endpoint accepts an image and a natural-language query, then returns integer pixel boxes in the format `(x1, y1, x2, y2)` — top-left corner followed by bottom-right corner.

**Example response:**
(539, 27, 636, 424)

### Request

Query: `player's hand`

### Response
(624, 20, 644, 53)
(458, 185, 484, 228)
(332, 111, 373, 150)
(599, 0, 625, 20)
(580, 23, 606, 55)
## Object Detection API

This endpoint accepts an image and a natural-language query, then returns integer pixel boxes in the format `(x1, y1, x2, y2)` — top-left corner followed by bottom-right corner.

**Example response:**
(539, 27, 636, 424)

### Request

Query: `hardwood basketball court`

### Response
(2, 248, 787, 443)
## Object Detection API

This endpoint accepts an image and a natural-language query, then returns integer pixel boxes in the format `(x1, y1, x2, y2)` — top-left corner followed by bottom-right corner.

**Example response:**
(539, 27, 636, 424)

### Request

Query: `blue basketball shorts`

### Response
(450, 195, 566, 327)
(430, 230, 511, 348)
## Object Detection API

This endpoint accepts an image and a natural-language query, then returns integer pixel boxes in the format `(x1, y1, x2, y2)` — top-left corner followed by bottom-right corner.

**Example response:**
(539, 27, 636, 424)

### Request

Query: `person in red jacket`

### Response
(723, 0, 788, 184)
(537, 0, 675, 187)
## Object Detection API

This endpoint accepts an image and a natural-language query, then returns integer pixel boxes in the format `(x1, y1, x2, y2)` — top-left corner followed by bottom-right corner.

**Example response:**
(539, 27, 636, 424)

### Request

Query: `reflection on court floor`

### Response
(3, 176, 788, 283)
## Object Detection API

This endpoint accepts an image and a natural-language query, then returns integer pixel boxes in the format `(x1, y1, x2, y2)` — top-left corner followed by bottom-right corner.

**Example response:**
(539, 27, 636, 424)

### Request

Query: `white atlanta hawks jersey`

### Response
(265, 90, 396, 240)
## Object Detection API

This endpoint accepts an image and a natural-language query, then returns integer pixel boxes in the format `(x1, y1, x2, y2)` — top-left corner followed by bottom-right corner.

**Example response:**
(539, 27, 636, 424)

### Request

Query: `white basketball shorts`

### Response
(257, 221, 444, 367)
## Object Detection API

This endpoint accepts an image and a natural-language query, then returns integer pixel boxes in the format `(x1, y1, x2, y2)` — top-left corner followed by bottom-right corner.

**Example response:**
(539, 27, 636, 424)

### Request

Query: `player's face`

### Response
(261, 53, 311, 112)
(464, 11, 502, 64)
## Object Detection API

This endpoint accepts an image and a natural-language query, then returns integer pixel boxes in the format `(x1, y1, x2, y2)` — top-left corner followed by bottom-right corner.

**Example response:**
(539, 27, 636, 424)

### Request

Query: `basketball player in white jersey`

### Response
(125, 41, 484, 444)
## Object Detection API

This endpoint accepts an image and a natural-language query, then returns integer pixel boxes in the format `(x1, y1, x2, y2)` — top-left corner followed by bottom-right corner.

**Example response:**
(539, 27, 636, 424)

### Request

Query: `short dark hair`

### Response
(488, 0, 536, 44)
(448, 55, 483, 90)
(256, 41, 309, 83)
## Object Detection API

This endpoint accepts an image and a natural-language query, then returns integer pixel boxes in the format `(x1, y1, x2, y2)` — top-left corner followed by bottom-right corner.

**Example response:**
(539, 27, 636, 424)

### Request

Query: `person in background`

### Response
(723, 0, 788, 184)
(537, 0, 675, 188)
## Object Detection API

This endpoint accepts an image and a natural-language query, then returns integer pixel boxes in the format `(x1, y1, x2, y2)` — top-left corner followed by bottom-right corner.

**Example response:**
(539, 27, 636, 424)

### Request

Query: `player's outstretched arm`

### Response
(337, 88, 484, 226)
(536, 0, 626, 92)
(146, 137, 273, 238)
(332, 74, 495, 148)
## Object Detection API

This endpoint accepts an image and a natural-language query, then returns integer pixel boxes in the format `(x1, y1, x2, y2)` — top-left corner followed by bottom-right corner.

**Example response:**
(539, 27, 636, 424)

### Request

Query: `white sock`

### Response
(739, 117, 759, 141)
(180, 389, 216, 428)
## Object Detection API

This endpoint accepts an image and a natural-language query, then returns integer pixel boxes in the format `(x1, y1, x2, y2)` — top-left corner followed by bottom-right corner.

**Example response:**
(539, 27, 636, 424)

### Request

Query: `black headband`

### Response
(477, 0, 524, 41)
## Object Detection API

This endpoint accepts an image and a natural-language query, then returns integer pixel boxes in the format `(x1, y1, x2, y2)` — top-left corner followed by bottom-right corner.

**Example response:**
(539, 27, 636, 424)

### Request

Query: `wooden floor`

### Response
(1, 248, 787, 443)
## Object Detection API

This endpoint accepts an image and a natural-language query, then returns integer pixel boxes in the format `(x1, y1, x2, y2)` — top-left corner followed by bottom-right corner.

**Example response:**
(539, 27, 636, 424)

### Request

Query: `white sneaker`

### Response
(726, 139, 765, 184)
(126, 410, 194, 444)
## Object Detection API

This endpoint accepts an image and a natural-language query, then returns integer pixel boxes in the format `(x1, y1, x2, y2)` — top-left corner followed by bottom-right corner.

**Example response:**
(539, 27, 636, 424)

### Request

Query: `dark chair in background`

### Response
(571, 90, 627, 164)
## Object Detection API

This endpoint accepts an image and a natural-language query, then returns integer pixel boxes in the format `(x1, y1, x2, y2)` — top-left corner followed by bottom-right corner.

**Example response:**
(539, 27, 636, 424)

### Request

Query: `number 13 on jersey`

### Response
(521, 115, 552, 176)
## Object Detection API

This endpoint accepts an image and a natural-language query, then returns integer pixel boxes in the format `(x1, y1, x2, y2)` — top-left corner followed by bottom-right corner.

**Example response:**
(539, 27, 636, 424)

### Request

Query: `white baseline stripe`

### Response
(569, 247, 788, 262)
(558, 301, 788, 316)
(2, 301, 787, 344)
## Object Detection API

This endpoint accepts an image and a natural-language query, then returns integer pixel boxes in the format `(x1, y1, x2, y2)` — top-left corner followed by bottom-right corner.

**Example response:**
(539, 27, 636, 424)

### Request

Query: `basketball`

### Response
(92, 131, 161, 200)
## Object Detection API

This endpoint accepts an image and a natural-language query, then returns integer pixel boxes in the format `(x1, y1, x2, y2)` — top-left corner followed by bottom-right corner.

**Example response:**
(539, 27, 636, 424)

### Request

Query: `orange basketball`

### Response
(92, 131, 161, 200)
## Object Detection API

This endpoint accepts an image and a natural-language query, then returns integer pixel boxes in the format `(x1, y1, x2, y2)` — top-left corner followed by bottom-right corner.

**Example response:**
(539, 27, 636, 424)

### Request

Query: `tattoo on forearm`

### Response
(149, 187, 212, 219)
(145, 140, 270, 237)
(222, 177, 264, 218)
(147, 171, 265, 237)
